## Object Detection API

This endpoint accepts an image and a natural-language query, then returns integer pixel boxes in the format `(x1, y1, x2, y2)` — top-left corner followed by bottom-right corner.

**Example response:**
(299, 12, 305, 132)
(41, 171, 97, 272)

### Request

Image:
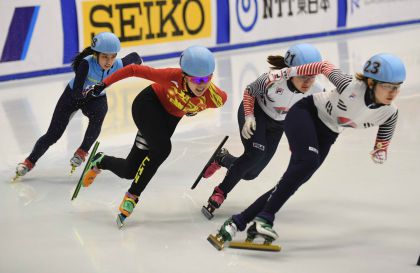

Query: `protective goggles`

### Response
(185, 74, 213, 84)
(377, 82, 402, 91)
(295, 75, 316, 82)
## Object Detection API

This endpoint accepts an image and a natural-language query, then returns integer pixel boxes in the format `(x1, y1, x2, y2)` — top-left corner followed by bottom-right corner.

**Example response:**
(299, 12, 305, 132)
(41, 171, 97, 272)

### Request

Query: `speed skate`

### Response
(190, 135, 229, 190)
(207, 234, 281, 252)
(229, 239, 281, 252)
(71, 141, 100, 201)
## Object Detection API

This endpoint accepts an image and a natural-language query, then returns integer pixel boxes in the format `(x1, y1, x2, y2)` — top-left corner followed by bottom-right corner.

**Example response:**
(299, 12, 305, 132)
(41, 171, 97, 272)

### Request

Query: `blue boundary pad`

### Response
(337, 0, 347, 28)
(61, 0, 79, 64)
(216, 0, 230, 44)
(1, 6, 38, 62)
(21, 6, 40, 60)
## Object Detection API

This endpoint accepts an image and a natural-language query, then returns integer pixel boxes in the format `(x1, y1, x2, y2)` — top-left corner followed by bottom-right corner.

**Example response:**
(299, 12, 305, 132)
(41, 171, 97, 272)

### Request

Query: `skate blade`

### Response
(69, 166, 76, 176)
(116, 214, 126, 229)
(229, 241, 281, 252)
(11, 174, 21, 183)
(207, 234, 225, 251)
(201, 206, 214, 220)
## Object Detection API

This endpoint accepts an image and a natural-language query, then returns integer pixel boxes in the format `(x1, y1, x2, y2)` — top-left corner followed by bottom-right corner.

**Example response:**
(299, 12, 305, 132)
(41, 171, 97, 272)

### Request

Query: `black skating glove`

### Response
(83, 82, 107, 98)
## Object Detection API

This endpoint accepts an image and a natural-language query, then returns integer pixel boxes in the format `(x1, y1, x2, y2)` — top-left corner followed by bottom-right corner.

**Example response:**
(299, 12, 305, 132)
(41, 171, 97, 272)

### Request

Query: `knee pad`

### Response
(125, 168, 137, 180)
(243, 173, 259, 181)
(296, 152, 320, 175)
(149, 142, 172, 163)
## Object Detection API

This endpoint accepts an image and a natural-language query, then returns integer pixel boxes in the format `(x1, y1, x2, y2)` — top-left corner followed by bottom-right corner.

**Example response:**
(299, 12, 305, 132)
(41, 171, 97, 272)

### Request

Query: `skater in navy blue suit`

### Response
(200, 44, 325, 218)
(14, 32, 142, 179)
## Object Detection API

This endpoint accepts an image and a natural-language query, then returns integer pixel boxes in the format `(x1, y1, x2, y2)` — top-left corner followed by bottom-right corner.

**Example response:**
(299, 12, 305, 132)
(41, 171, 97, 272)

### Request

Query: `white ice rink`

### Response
(0, 25, 419, 273)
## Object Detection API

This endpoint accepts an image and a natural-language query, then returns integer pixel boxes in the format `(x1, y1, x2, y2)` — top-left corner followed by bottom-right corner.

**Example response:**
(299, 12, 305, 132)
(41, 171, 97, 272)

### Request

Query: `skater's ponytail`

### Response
(71, 46, 97, 72)
(267, 55, 287, 69)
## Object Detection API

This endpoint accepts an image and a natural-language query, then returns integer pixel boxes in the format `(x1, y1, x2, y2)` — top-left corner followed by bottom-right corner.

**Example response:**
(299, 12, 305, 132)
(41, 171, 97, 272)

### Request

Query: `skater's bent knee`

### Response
(243, 173, 259, 180)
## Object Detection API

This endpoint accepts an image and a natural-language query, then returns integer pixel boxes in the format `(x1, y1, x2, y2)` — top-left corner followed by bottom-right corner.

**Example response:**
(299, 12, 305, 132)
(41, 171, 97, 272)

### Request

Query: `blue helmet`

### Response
(180, 46, 215, 77)
(363, 53, 406, 83)
(284, 43, 322, 67)
(91, 32, 121, 54)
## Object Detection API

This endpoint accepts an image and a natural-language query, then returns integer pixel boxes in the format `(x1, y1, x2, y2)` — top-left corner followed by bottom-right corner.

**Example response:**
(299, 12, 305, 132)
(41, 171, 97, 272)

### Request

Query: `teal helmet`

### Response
(180, 46, 215, 77)
(363, 53, 406, 83)
(285, 43, 322, 67)
(91, 32, 121, 54)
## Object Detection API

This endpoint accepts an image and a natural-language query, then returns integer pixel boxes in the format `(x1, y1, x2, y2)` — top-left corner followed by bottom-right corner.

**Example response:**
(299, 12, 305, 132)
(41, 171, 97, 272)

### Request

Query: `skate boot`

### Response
(70, 148, 88, 174)
(207, 217, 238, 250)
(246, 217, 278, 244)
(203, 148, 230, 178)
(202, 186, 225, 220)
(13, 159, 34, 181)
(116, 192, 139, 228)
(82, 152, 104, 187)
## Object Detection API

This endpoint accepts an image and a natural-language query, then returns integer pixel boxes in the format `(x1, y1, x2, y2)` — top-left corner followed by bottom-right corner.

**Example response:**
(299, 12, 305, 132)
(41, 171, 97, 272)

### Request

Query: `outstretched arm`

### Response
(270, 61, 353, 93)
(241, 90, 256, 139)
(241, 73, 271, 139)
(103, 64, 178, 87)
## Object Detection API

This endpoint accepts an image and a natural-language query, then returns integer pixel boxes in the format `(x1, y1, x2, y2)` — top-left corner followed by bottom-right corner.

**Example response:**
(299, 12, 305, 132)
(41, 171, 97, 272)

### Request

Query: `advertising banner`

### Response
(1, 0, 419, 82)
(346, 0, 420, 28)
(75, 0, 217, 56)
(0, 1, 64, 77)
(229, 0, 337, 44)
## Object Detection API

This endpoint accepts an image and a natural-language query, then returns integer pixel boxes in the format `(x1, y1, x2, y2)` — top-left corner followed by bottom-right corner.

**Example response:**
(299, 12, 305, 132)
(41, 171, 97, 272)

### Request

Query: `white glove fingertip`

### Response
(241, 129, 248, 139)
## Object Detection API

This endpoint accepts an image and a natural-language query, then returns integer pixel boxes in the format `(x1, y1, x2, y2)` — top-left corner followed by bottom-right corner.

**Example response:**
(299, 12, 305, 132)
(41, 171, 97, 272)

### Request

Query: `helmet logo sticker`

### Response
(91, 37, 97, 48)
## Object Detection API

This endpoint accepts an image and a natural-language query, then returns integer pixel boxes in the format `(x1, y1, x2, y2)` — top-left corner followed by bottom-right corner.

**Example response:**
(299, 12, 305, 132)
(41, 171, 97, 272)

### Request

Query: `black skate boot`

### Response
(202, 148, 231, 178)
(191, 136, 228, 190)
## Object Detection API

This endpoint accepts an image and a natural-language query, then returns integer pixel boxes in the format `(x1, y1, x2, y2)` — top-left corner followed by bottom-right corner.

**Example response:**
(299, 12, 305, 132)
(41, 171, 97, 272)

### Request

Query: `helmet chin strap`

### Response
(367, 79, 378, 103)
(368, 81, 387, 107)
(184, 77, 197, 97)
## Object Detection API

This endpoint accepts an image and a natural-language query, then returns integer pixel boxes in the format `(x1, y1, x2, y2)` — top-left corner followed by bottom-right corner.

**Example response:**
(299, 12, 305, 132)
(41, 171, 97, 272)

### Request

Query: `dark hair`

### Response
(355, 72, 368, 82)
(267, 55, 287, 69)
(71, 46, 97, 72)
(356, 72, 377, 100)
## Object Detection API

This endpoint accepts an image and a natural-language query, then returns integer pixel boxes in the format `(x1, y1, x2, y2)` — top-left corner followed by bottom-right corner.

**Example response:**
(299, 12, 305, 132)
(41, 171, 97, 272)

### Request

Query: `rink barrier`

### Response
(1, 0, 420, 82)
(1, 18, 420, 83)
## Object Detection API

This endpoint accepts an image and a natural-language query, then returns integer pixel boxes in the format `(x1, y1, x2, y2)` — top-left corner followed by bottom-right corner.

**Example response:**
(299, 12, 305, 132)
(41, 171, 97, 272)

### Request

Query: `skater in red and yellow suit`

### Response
(82, 46, 227, 227)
